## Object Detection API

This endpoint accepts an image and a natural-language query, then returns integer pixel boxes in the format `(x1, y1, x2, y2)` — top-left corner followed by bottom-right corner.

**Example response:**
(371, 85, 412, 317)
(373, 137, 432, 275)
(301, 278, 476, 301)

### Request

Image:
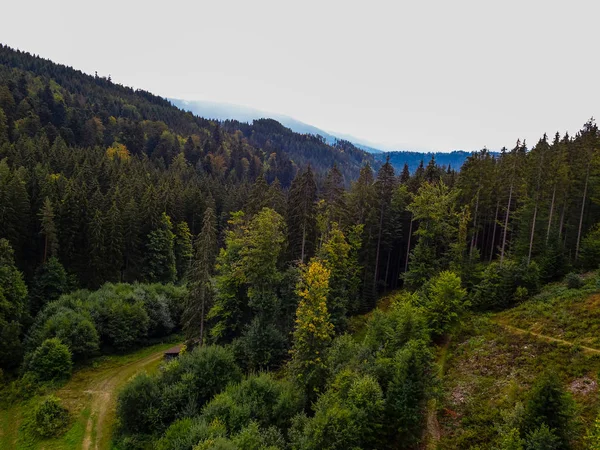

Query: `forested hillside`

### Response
(2, 43, 600, 449)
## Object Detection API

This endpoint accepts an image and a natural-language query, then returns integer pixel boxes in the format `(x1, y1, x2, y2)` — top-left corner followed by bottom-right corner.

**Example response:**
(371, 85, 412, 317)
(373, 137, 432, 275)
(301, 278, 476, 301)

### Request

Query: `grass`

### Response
(0, 339, 179, 450)
(496, 279, 600, 349)
(437, 278, 600, 449)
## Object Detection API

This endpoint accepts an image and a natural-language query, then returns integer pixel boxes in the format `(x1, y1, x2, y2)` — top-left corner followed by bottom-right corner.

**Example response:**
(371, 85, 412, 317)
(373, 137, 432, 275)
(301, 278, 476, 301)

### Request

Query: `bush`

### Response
(117, 345, 241, 436)
(155, 417, 219, 450)
(201, 373, 304, 433)
(29, 257, 70, 316)
(33, 396, 70, 437)
(525, 424, 561, 450)
(472, 259, 540, 310)
(523, 372, 574, 447)
(116, 372, 162, 435)
(90, 290, 149, 351)
(363, 299, 428, 357)
(420, 271, 468, 337)
(163, 345, 242, 408)
(235, 318, 288, 371)
(27, 338, 72, 381)
(37, 309, 99, 360)
(565, 272, 584, 289)
(291, 373, 384, 449)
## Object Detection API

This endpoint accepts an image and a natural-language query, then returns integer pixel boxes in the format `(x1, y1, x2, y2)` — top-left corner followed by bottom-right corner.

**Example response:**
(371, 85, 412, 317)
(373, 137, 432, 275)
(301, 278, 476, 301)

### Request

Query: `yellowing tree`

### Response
(291, 259, 333, 395)
(106, 142, 130, 161)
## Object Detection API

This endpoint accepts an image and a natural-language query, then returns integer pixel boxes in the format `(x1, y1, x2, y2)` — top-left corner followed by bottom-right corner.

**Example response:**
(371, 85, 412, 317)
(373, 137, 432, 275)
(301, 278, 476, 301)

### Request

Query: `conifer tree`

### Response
(288, 166, 317, 263)
(89, 208, 106, 286)
(144, 212, 176, 283)
(319, 223, 362, 330)
(183, 207, 217, 345)
(405, 181, 457, 288)
(105, 201, 124, 281)
(266, 177, 286, 215)
(247, 174, 269, 216)
(122, 197, 142, 281)
(29, 256, 69, 316)
(174, 221, 193, 280)
(373, 157, 396, 294)
(0, 238, 28, 369)
(39, 196, 58, 263)
(0, 107, 7, 144)
(322, 164, 347, 226)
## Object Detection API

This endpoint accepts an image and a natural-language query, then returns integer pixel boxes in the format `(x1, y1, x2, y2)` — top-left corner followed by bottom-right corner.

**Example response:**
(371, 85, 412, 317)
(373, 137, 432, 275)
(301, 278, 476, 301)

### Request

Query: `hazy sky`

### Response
(3, 0, 599, 152)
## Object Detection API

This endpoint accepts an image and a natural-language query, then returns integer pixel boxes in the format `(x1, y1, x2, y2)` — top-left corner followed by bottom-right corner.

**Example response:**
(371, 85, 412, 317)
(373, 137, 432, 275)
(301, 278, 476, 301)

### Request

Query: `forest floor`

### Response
(435, 278, 600, 449)
(0, 341, 176, 450)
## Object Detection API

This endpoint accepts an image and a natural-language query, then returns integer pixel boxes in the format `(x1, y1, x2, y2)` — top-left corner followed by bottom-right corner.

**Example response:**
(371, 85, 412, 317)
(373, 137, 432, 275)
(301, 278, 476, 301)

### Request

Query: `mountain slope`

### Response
(171, 98, 384, 153)
(0, 45, 373, 183)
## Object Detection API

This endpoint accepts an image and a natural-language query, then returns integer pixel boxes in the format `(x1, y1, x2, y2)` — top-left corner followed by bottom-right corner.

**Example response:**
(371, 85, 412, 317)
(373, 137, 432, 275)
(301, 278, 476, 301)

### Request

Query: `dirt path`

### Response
(493, 321, 600, 355)
(76, 349, 167, 450)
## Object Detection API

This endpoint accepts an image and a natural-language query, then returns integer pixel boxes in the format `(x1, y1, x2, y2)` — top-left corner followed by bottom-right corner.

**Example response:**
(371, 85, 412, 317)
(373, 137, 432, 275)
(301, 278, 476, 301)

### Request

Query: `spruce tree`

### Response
(105, 201, 124, 281)
(174, 221, 193, 281)
(0, 238, 28, 369)
(373, 157, 396, 296)
(39, 197, 58, 263)
(183, 207, 217, 345)
(287, 167, 317, 263)
(144, 212, 176, 283)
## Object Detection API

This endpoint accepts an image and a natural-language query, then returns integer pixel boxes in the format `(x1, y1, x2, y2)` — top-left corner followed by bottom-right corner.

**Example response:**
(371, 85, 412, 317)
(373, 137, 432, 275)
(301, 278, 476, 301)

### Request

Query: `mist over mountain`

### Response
(171, 99, 384, 154)
(171, 99, 487, 172)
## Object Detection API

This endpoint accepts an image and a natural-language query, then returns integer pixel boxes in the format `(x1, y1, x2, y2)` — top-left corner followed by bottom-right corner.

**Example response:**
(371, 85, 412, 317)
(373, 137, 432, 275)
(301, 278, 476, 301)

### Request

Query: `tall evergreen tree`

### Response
(288, 166, 317, 263)
(144, 212, 176, 283)
(183, 207, 217, 345)
(39, 196, 58, 263)
(174, 221, 193, 281)
(0, 238, 28, 369)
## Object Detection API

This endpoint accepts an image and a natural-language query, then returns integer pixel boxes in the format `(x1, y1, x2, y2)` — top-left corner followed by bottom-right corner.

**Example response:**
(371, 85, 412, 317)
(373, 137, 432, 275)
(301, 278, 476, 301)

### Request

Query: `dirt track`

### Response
(71, 349, 166, 450)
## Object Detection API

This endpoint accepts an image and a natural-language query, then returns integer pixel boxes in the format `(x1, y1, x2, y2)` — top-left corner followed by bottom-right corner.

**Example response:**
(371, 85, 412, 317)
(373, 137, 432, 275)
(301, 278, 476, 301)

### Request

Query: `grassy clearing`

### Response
(496, 280, 600, 349)
(441, 318, 600, 448)
(0, 339, 179, 450)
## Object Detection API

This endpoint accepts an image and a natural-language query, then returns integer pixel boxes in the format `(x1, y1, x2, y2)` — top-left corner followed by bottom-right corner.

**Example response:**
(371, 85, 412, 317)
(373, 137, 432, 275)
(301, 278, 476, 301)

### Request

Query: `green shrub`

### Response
(116, 372, 162, 435)
(27, 338, 72, 381)
(586, 414, 600, 450)
(472, 259, 540, 310)
(383, 340, 433, 444)
(565, 272, 584, 289)
(523, 372, 574, 447)
(363, 299, 428, 358)
(498, 428, 525, 450)
(420, 271, 468, 337)
(228, 421, 285, 449)
(163, 345, 242, 409)
(90, 288, 149, 351)
(291, 372, 384, 449)
(33, 396, 69, 437)
(155, 417, 226, 450)
(118, 345, 241, 436)
(201, 373, 304, 433)
(525, 424, 561, 450)
(37, 309, 99, 359)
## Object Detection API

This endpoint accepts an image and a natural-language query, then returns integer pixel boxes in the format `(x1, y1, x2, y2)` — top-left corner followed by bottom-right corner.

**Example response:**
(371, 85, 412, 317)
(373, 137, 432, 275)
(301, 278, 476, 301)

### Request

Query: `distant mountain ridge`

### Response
(373, 150, 499, 173)
(172, 99, 492, 173)
(171, 99, 384, 154)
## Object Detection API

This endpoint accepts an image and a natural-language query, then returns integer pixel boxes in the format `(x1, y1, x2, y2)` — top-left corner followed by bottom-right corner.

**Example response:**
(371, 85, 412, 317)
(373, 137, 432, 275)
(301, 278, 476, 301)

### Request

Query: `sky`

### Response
(3, 0, 599, 152)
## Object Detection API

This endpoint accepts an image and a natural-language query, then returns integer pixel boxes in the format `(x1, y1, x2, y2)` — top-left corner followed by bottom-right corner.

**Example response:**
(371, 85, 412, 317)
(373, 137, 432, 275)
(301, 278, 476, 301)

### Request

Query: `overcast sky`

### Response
(3, 0, 599, 152)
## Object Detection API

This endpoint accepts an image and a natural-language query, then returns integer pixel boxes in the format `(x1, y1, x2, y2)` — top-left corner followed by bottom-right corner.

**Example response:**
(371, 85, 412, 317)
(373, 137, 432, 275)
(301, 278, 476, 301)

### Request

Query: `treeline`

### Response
(374, 149, 479, 173)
